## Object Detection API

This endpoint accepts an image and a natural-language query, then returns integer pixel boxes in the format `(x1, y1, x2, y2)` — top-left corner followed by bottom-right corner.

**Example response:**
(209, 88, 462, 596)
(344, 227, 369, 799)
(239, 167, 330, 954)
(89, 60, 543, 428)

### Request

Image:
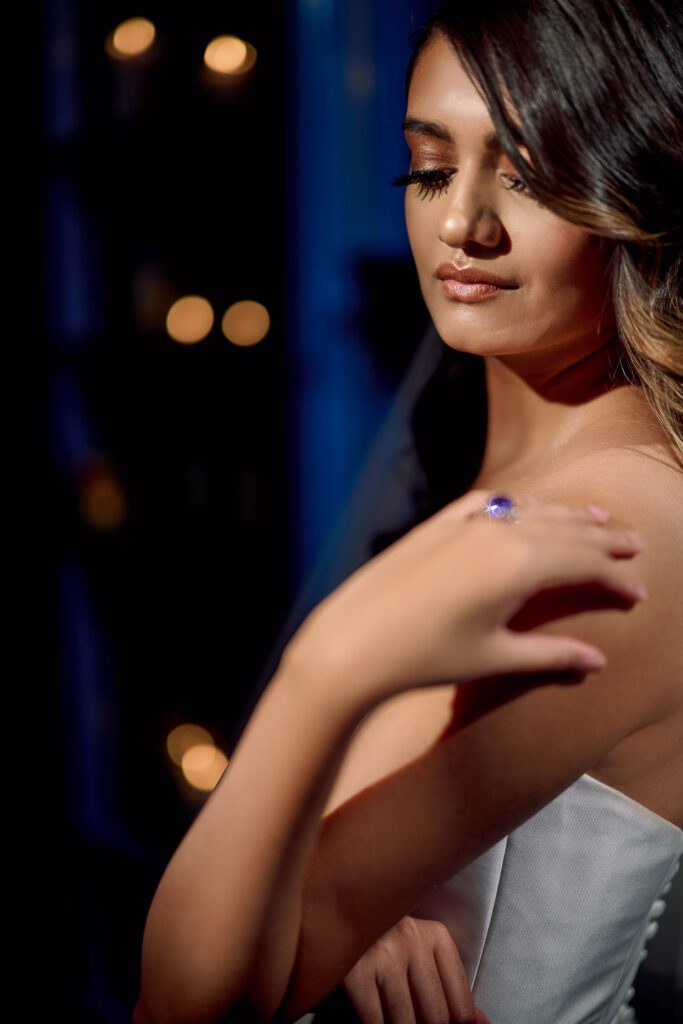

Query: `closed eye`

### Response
(390, 167, 543, 205)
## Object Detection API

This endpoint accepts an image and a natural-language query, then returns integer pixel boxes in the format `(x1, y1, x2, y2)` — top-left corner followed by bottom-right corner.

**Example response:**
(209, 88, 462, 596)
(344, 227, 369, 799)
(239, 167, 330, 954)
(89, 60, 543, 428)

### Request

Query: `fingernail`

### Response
(579, 651, 608, 670)
(586, 504, 609, 521)
(634, 583, 649, 599)
(626, 531, 646, 549)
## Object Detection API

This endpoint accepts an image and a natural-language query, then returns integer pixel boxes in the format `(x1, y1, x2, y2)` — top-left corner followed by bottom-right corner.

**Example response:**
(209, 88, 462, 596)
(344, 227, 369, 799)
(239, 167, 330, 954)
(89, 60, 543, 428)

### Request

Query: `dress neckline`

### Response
(581, 771, 683, 837)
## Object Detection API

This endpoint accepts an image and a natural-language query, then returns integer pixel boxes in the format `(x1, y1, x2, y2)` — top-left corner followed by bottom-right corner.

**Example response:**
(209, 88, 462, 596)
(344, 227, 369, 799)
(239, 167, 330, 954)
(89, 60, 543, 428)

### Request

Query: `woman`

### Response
(133, 2, 683, 1023)
(315, 3, 683, 1021)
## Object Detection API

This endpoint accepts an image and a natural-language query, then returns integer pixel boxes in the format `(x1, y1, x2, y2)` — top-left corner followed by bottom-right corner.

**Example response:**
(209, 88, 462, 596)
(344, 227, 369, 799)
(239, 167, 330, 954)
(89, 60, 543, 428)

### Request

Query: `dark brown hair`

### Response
(374, 0, 683, 554)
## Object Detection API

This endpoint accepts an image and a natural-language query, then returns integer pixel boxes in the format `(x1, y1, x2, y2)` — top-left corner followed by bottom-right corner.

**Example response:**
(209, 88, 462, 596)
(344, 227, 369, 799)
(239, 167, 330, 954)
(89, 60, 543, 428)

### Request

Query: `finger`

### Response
(473, 1010, 493, 1024)
(525, 541, 648, 602)
(433, 934, 477, 1022)
(494, 628, 611, 675)
(344, 970, 385, 1024)
(603, 528, 646, 556)
(405, 954, 452, 1024)
(466, 495, 612, 530)
(377, 969, 418, 1024)
(532, 520, 645, 558)
(574, 522, 645, 556)
(519, 501, 610, 525)
(569, 524, 645, 558)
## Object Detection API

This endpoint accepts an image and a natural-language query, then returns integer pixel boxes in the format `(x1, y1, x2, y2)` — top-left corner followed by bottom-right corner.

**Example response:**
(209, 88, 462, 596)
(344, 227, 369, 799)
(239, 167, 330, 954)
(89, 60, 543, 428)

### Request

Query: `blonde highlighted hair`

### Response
(399, 0, 683, 468)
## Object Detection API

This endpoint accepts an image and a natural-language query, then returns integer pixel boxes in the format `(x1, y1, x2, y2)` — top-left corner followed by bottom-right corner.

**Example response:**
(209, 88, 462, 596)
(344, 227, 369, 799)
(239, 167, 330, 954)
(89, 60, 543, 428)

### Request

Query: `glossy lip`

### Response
(435, 263, 518, 288)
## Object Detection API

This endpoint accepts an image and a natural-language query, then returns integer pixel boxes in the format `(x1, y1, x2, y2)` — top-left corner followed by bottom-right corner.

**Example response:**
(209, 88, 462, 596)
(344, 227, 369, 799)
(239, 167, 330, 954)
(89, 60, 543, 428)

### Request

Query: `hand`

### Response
(286, 489, 647, 706)
(342, 914, 491, 1024)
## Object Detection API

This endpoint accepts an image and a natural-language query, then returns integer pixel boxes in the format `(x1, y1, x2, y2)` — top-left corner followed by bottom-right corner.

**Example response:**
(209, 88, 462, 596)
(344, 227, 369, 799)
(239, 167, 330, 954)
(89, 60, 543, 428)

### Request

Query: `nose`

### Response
(437, 165, 503, 249)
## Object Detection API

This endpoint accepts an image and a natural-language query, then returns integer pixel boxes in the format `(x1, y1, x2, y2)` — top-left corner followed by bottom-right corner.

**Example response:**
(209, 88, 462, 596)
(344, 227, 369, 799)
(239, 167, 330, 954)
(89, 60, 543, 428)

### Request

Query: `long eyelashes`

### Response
(390, 167, 540, 204)
(390, 168, 454, 200)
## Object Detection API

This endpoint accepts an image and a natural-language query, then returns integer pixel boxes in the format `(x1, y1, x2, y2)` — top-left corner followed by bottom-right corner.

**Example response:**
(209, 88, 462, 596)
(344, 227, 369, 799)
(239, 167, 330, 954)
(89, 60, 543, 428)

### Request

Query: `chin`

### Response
(429, 324, 523, 358)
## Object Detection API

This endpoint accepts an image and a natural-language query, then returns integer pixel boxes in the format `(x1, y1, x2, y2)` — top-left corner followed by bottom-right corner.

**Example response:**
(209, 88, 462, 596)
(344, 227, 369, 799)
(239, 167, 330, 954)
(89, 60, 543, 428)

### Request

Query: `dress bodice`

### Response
(407, 772, 683, 1024)
(307, 772, 681, 1024)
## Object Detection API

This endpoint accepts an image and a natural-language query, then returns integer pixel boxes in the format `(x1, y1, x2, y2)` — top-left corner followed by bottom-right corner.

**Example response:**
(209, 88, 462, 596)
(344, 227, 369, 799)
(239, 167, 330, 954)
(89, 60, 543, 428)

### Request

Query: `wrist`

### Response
(281, 625, 381, 724)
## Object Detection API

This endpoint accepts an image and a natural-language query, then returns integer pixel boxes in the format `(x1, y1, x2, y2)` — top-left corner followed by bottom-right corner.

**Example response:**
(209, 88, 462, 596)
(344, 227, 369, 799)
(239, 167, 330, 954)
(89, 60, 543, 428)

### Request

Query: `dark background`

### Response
(31, 1, 681, 1021)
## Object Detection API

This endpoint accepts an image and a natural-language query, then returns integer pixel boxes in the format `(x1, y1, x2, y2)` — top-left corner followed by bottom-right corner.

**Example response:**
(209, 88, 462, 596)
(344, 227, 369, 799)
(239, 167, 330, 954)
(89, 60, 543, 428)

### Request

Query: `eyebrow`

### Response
(402, 115, 526, 150)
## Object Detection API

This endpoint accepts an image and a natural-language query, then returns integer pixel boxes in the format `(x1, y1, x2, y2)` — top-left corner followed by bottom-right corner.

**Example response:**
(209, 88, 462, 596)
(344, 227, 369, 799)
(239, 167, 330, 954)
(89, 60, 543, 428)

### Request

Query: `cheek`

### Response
(521, 223, 612, 313)
(404, 197, 612, 325)
(532, 233, 593, 279)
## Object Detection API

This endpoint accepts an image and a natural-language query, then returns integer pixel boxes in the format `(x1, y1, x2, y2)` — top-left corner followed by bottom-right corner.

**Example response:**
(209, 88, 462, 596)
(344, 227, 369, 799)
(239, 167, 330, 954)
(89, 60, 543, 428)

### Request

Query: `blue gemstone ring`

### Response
(481, 494, 521, 524)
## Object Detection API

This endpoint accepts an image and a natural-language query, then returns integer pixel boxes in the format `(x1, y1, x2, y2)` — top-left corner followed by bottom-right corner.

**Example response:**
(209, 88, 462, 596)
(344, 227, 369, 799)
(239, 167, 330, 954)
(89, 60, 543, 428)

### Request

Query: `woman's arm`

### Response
(272, 500, 673, 1023)
(133, 494, 646, 1024)
(133, 651, 377, 1024)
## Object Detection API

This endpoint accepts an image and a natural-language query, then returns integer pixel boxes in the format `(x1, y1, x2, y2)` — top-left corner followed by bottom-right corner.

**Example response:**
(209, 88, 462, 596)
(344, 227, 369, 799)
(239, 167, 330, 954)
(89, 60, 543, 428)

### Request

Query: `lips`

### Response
(435, 263, 518, 288)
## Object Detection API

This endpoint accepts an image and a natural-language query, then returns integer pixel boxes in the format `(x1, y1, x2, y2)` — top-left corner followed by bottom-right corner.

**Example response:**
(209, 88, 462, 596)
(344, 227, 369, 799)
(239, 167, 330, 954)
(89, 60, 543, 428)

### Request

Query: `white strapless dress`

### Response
(303, 771, 682, 1024)
(405, 772, 683, 1024)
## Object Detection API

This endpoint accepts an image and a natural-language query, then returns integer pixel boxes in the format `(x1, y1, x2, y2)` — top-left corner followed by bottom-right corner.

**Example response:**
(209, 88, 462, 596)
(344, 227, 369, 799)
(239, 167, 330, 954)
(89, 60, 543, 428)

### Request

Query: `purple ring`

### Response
(481, 494, 521, 523)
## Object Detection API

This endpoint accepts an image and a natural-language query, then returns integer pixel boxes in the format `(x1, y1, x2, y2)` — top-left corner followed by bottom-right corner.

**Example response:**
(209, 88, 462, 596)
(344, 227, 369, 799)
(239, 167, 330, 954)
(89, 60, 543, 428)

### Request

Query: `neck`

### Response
(476, 334, 640, 480)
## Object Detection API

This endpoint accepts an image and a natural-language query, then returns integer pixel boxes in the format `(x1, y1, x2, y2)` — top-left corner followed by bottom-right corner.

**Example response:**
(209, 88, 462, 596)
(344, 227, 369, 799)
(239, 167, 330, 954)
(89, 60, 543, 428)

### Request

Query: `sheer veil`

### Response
(231, 321, 449, 744)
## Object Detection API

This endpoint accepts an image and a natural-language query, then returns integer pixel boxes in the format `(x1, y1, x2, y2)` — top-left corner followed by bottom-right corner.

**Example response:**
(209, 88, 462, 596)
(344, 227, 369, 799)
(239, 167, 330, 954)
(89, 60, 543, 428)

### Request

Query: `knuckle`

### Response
(344, 958, 373, 983)
(428, 918, 452, 942)
(397, 914, 421, 939)
(375, 939, 395, 964)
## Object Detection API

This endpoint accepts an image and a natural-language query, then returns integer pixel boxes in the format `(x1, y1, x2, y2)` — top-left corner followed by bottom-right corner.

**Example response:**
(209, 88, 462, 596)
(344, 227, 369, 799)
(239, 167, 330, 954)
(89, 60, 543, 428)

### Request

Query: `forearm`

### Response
(134, 649, 374, 1024)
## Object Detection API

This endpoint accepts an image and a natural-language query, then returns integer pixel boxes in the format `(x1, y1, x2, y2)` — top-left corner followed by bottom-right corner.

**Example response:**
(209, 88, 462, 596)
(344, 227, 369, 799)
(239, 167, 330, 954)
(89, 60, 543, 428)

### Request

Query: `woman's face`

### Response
(403, 32, 617, 372)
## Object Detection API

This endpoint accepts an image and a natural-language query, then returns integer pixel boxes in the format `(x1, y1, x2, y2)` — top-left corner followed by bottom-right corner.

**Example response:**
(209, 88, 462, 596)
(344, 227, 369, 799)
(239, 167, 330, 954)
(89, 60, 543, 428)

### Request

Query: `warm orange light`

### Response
(181, 744, 229, 792)
(203, 35, 257, 76)
(76, 454, 128, 530)
(109, 17, 156, 58)
(80, 478, 127, 530)
(221, 300, 270, 347)
(166, 724, 215, 767)
(166, 295, 214, 344)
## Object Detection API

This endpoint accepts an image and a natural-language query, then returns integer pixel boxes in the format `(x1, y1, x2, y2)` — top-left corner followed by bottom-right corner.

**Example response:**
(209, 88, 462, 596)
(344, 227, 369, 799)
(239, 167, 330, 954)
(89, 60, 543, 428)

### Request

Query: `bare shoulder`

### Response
(565, 443, 683, 534)
(521, 444, 683, 825)
(554, 445, 683, 636)
(537, 443, 683, 699)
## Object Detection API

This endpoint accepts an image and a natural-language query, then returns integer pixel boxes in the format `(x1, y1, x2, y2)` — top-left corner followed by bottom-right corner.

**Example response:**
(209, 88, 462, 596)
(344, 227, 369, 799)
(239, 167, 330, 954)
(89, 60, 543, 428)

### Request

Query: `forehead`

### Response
(406, 32, 525, 151)
(408, 33, 483, 105)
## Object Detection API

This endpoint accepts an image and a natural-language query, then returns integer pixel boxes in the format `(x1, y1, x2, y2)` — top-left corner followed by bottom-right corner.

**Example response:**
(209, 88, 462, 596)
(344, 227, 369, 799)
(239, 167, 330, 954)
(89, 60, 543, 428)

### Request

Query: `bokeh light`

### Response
(166, 295, 215, 344)
(166, 723, 215, 767)
(108, 17, 156, 59)
(181, 744, 229, 792)
(221, 300, 271, 347)
(204, 35, 257, 76)
(76, 453, 128, 531)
